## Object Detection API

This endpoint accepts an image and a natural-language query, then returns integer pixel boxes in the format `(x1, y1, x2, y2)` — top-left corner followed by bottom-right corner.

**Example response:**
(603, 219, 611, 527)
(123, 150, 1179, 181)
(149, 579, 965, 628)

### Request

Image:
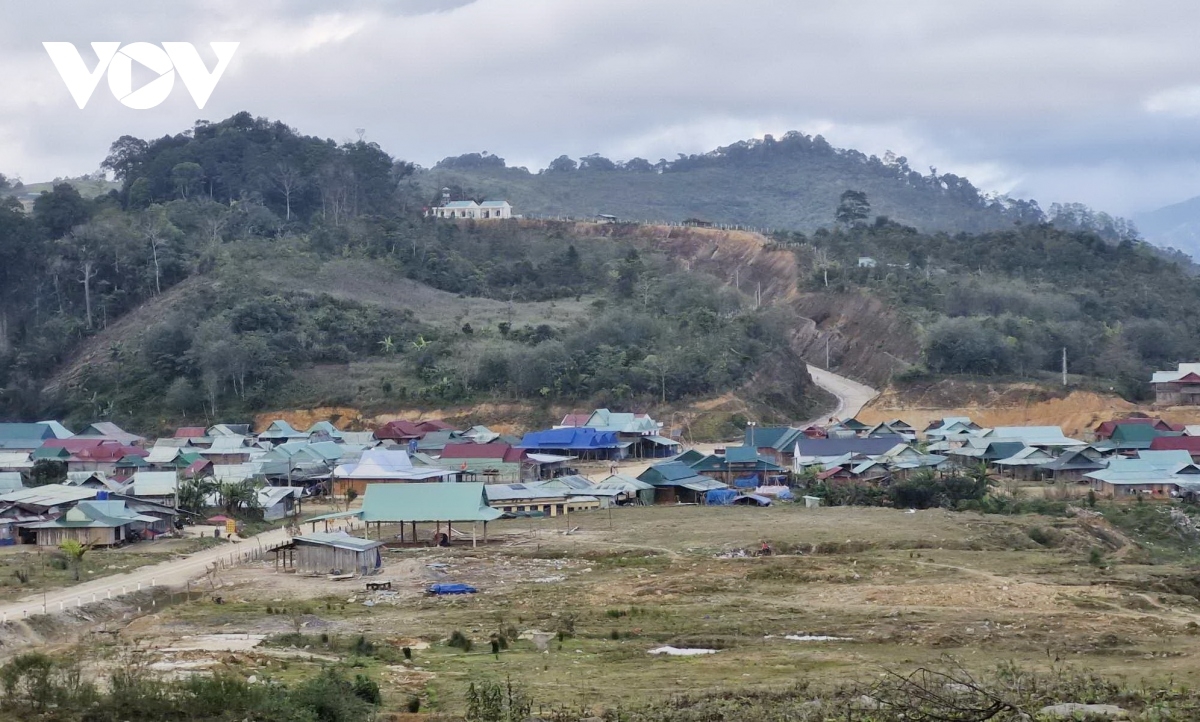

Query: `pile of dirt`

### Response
(859, 384, 1200, 439)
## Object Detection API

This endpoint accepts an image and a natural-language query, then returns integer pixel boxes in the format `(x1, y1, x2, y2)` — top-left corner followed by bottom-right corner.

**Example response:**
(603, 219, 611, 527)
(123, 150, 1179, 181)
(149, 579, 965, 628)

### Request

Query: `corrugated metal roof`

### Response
(681, 478, 727, 492)
(294, 531, 383, 551)
(594, 474, 654, 491)
(0, 484, 96, 507)
(361, 483, 501, 522)
(129, 471, 180, 497)
(0, 472, 23, 491)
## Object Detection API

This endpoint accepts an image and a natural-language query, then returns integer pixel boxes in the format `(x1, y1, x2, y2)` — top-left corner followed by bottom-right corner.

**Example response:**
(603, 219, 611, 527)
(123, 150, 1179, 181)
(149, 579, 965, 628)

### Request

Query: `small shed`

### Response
(288, 532, 383, 576)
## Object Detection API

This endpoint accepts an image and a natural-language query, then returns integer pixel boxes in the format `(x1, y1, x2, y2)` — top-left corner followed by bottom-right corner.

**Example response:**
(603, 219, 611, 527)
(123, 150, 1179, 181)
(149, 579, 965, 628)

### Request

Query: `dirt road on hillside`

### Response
(805, 364, 878, 424)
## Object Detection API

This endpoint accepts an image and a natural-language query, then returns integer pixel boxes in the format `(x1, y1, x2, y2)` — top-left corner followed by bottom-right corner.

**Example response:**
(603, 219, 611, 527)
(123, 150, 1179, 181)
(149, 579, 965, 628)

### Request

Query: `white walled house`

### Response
(430, 200, 512, 220)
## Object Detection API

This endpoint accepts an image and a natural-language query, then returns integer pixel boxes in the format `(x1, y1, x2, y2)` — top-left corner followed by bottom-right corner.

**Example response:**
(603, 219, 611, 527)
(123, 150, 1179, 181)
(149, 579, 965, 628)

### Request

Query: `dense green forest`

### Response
(775, 215, 1200, 399)
(0, 113, 804, 432)
(421, 133, 1148, 244)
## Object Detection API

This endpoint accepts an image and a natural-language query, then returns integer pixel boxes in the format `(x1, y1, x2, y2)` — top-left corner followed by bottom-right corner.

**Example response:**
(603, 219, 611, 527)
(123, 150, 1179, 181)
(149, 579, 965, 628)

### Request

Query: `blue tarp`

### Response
(732, 475, 759, 489)
(774, 487, 794, 501)
(705, 488, 740, 505)
(427, 583, 477, 595)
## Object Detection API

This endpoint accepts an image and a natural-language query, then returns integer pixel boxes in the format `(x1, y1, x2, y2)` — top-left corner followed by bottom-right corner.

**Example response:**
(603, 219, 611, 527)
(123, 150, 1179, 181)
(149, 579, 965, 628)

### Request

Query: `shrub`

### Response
(448, 630, 473, 651)
(351, 674, 381, 705)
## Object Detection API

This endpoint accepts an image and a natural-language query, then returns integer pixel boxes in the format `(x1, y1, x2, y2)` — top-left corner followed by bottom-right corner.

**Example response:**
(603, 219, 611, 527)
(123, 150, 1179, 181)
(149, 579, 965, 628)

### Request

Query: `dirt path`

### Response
(804, 364, 879, 424)
(0, 519, 355, 621)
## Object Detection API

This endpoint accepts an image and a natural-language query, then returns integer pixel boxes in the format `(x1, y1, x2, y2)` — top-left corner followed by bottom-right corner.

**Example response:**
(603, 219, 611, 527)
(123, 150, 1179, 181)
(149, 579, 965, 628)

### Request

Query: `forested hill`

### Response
(0, 113, 821, 433)
(420, 133, 1138, 241)
(0, 112, 1193, 434)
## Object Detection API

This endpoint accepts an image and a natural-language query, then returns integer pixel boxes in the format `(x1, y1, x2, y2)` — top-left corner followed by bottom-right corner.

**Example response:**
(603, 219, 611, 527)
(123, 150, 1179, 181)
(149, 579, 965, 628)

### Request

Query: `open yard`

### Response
(74, 503, 1200, 717)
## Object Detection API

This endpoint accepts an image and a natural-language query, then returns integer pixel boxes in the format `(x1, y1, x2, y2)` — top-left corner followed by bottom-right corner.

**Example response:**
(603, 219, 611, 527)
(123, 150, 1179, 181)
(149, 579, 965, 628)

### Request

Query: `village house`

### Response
(688, 446, 786, 486)
(484, 481, 601, 516)
(826, 418, 871, 438)
(74, 422, 144, 446)
(0, 423, 61, 453)
(637, 461, 725, 504)
(992, 446, 1056, 480)
(1152, 363, 1200, 406)
(744, 426, 807, 467)
(1094, 417, 1180, 440)
(519, 427, 625, 461)
(1148, 435, 1200, 462)
(26, 500, 159, 547)
(1108, 423, 1174, 452)
(578, 409, 679, 458)
(1037, 448, 1106, 482)
(331, 448, 455, 497)
(1085, 453, 1200, 498)
(429, 197, 513, 220)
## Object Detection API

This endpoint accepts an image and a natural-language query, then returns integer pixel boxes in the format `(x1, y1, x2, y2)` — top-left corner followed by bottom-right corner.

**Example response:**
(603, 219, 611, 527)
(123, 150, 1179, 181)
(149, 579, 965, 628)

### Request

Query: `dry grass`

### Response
(102, 505, 1200, 715)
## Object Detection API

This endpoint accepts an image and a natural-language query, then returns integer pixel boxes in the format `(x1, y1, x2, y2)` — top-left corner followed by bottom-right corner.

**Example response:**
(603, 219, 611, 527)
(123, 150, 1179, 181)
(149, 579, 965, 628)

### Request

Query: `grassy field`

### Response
(88, 502, 1200, 718)
(0, 537, 227, 603)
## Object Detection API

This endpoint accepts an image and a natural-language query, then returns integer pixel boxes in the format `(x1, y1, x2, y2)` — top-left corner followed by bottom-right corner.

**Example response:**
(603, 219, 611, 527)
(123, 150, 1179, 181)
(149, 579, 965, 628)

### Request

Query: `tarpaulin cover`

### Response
(427, 583, 477, 595)
(731, 493, 772, 506)
(733, 475, 759, 489)
(705, 488, 740, 505)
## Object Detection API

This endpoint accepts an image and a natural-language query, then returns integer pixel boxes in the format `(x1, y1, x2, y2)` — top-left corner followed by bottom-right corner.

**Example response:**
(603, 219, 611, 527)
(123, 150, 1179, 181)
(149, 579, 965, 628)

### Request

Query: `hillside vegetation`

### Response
(422, 133, 1149, 244)
(4, 112, 1199, 432)
(0, 113, 817, 433)
(777, 218, 1200, 398)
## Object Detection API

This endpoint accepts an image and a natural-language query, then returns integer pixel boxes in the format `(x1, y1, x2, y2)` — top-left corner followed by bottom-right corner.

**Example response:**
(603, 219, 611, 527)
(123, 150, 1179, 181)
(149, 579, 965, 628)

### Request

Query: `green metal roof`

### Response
(1111, 424, 1164, 443)
(723, 446, 759, 463)
(360, 482, 502, 523)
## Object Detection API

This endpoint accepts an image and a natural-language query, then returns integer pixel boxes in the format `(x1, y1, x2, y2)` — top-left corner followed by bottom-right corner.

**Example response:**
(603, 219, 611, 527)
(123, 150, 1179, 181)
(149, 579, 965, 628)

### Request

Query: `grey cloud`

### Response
(4, 0, 1200, 215)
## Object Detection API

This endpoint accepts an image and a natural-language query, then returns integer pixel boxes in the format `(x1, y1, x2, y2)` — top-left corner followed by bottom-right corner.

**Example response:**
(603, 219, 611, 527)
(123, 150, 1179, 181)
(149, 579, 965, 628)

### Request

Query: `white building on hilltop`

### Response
(429, 188, 513, 219)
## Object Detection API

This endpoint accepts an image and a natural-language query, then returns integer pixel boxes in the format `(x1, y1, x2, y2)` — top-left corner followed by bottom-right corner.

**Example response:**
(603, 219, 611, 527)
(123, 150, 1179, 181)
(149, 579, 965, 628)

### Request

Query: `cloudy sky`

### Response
(6, 0, 1200, 216)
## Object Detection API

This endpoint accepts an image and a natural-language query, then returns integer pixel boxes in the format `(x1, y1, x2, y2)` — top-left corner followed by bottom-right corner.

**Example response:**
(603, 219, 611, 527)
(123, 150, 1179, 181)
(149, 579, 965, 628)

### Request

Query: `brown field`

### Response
(72, 503, 1200, 717)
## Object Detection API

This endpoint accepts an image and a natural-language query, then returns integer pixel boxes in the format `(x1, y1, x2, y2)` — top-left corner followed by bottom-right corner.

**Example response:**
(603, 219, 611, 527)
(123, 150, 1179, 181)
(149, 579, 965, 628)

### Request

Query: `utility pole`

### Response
(1062, 347, 1067, 387)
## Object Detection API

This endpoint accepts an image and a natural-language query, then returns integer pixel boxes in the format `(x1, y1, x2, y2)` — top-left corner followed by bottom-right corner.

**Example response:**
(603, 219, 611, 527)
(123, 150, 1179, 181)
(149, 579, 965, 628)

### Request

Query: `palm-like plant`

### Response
(379, 336, 396, 354)
(218, 481, 261, 516)
(58, 539, 93, 582)
(178, 476, 217, 515)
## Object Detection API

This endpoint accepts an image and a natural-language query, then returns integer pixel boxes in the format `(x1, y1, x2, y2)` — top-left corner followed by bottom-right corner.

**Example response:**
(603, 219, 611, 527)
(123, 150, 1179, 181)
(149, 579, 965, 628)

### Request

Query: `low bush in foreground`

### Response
(0, 652, 377, 722)
(471, 661, 1200, 721)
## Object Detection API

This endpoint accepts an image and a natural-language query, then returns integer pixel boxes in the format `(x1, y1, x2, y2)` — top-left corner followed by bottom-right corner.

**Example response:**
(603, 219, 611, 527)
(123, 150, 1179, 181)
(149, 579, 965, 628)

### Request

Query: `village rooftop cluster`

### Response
(0, 398, 1197, 557)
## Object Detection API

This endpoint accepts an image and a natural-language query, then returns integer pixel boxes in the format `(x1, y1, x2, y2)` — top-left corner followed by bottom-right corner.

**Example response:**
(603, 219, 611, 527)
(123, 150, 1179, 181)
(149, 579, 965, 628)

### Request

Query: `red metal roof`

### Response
(440, 443, 526, 463)
(1095, 417, 1181, 439)
(42, 438, 148, 462)
(415, 419, 454, 433)
(374, 420, 424, 440)
(175, 427, 207, 438)
(1149, 437, 1200, 452)
(559, 414, 590, 428)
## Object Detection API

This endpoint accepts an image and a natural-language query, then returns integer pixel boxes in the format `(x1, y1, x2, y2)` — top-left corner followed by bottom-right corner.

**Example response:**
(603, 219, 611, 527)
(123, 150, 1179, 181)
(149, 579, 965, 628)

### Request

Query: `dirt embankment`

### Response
(790, 292, 920, 388)
(861, 379, 1200, 438)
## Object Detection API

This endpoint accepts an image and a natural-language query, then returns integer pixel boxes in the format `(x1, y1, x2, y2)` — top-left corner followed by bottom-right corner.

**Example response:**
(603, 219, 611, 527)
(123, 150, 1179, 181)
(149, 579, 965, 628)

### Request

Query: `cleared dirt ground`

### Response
(90, 504, 1200, 716)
